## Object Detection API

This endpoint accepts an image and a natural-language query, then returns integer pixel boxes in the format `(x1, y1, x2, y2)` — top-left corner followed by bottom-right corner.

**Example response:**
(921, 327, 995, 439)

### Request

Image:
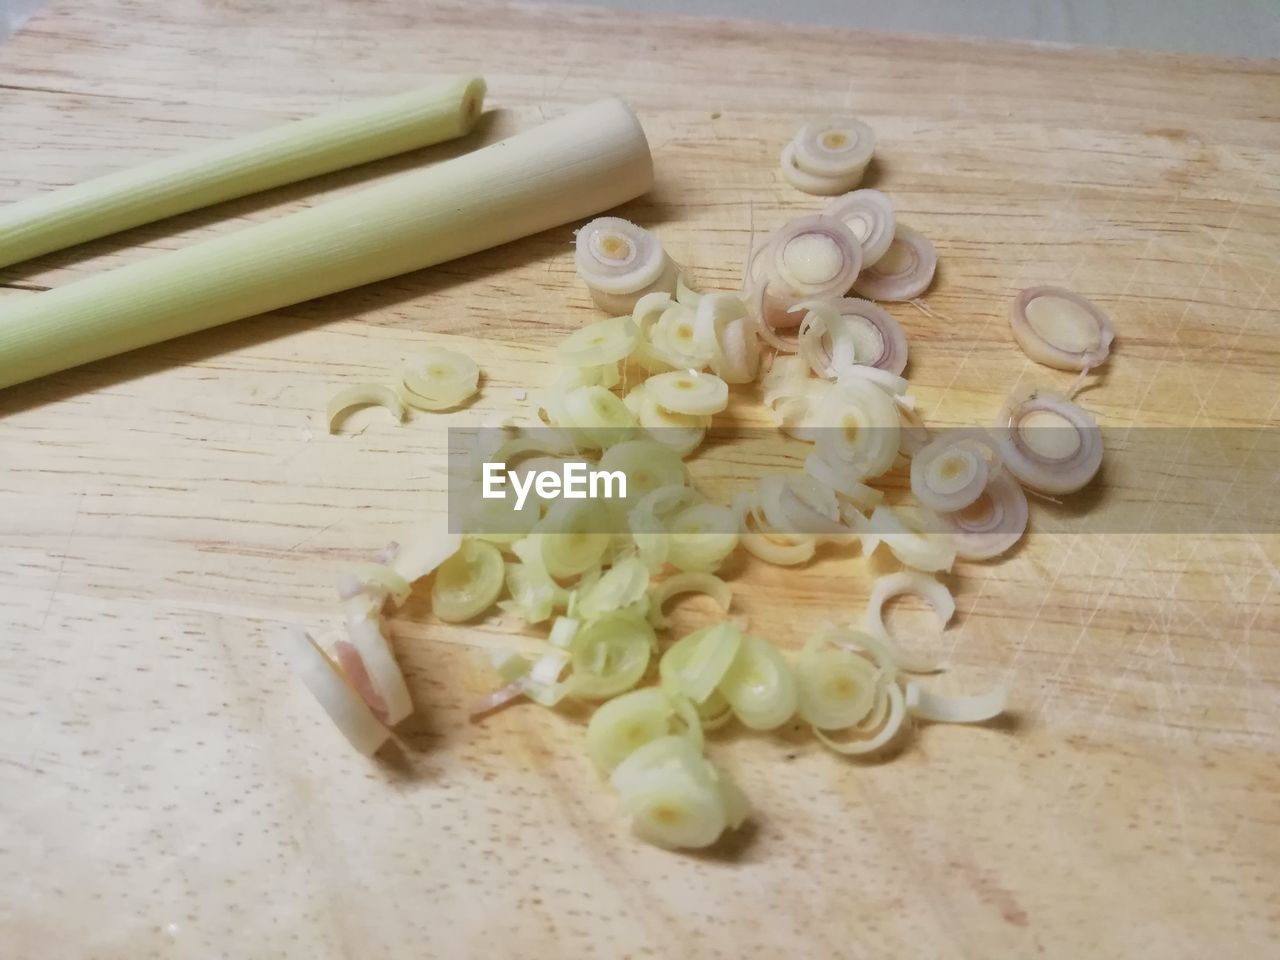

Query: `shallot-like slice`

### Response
(575, 216, 677, 313)
(823, 189, 896, 268)
(909, 428, 1003, 514)
(940, 469, 1029, 560)
(1011, 285, 1115, 370)
(993, 388, 1103, 494)
(852, 225, 937, 302)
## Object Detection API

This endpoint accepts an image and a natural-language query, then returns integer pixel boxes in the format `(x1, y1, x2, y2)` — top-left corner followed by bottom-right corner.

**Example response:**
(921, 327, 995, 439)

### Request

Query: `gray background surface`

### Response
(3, 0, 1278, 55)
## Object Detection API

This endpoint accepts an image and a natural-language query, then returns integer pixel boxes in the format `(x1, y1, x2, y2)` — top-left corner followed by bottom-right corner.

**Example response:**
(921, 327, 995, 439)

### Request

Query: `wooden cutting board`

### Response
(1, 2, 1277, 957)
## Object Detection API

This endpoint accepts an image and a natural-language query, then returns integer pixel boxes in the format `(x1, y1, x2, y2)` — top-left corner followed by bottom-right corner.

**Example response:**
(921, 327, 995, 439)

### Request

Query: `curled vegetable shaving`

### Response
(610, 735, 748, 849)
(327, 383, 404, 433)
(399, 348, 480, 410)
(993, 387, 1103, 494)
(694, 293, 760, 384)
(735, 489, 818, 566)
(432, 538, 505, 622)
(858, 505, 957, 573)
(823, 189, 896, 267)
(852, 225, 937, 302)
(905, 681, 1007, 724)
(863, 571, 954, 668)
(909, 428, 1003, 514)
(798, 297, 907, 378)
(718, 634, 798, 730)
(1011, 285, 1114, 371)
(782, 118, 876, 195)
(648, 571, 733, 628)
(575, 216, 677, 314)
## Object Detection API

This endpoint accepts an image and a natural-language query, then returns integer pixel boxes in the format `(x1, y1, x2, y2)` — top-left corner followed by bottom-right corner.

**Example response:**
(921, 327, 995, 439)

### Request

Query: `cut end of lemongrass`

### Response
(400, 347, 480, 410)
(1011, 285, 1115, 371)
(575, 217, 677, 313)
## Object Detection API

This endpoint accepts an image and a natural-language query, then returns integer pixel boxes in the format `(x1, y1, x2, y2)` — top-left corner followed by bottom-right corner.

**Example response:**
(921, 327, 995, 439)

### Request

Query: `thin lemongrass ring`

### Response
(905, 681, 1008, 724)
(791, 118, 876, 179)
(909, 428, 1003, 514)
(813, 377, 901, 480)
(942, 469, 1029, 560)
(574, 217, 668, 295)
(803, 453, 884, 510)
(327, 383, 405, 433)
(597, 439, 687, 503)
(718, 634, 798, 731)
(586, 687, 677, 773)
(401, 348, 480, 405)
(1011, 286, 1115, 371)
(795, 639, 880, 730)
(431, 539, 505, 623)
(812, 681, 906, 756)
(770, 215, 862, 297)
(834, 298, 907, 374)
(569, 613, 655, 700)
(994, 389, 1103, 494)
(852, 225, 937, 302)
(862, 505, 957, 573)
(898, 403, 930, 457)
(283, 628, 389, 756)
(648, 571, 732, 628)
(557, 315, 640, 367)
(823, 189, 896, 267)
(780, 141, 860, 196)
(864, 571, 956, 646)
(643, 370, 729, 416)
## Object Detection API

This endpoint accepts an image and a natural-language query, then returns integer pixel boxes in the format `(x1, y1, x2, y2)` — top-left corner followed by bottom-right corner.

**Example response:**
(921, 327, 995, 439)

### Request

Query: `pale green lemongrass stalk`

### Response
(0, 97, 654, 390)
(0, 78, 487, 269)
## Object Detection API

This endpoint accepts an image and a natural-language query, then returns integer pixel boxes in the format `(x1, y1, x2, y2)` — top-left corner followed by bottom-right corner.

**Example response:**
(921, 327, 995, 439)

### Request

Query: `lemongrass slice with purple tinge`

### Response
(771, 215, 862, 299)
(852, 225, 937, 302)
(781, 118, 876, 196)
(823, 189, 896, 268)
(909, 428, 1003, 514)
(993, 387, 1103, 495)
(575, 216, 677, 314)
(797, 297, 908, 378)
(1011, 286, 1115, 370)
(940, 469, 1029, 560)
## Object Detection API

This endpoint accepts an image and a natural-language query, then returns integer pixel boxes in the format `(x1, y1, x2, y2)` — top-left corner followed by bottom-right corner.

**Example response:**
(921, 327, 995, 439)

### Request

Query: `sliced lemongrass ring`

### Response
(864, 571, 955, 652)
(675, 272, 703, 306)
(898, 403, 930, 457)
(994, 388, 1102, 494)
(719, 634, 798, 731)
(586, 687, 679, 774)
(644, 370, 729, 416)
(629, 387, 710, 456)
(575, 216, 669, 294)
(909, 428, 1003, 514)
(819, 624, 938, 676)
(813, 681, 906, 756)
(1011, 285, 1114, 371)
(430, 539, 504, 622)
(694, 293, 760, 384)
(327, 383, 405, 433)
(648, 571, 732, 628)
(666, 503, 739, 573)
(736, 491, 817, 566)
(557, 314, 640, 367)
(941, 469, 1029, 560)
(597, 438, 686, 503)
(659, 623, 743, 704)
(283, 628, 389, 755)
(812, 376, 901, 480)
(905, 681, 1007, 724)
(823, 189, 896, 267)
(770, 215, 862, 298)
(791, 118, 876, 179)
(569, 613, 654, 700)
(343, 612, 413, 725)
(780, 141, 861, 196)
(862, 505, 956, 573)
(795, 635, 880, 730)
(852, 225, 937, 302)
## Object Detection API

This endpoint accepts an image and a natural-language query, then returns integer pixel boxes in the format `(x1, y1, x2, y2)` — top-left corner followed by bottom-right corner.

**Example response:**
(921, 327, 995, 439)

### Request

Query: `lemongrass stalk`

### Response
(0, 97, 654, 390)
(0, 78, 487, 269)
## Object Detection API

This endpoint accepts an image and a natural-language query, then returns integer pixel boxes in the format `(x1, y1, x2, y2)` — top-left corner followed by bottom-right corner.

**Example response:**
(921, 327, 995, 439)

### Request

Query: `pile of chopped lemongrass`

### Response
(296, 115, 1114, 852)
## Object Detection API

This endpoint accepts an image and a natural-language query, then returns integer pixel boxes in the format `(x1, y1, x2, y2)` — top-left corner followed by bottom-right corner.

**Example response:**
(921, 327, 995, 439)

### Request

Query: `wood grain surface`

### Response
(2, 2, 1278, 958)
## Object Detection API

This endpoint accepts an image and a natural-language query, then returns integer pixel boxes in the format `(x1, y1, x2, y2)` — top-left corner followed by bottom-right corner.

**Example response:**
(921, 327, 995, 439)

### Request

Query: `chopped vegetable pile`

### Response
(296, 114, 1114, 852)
